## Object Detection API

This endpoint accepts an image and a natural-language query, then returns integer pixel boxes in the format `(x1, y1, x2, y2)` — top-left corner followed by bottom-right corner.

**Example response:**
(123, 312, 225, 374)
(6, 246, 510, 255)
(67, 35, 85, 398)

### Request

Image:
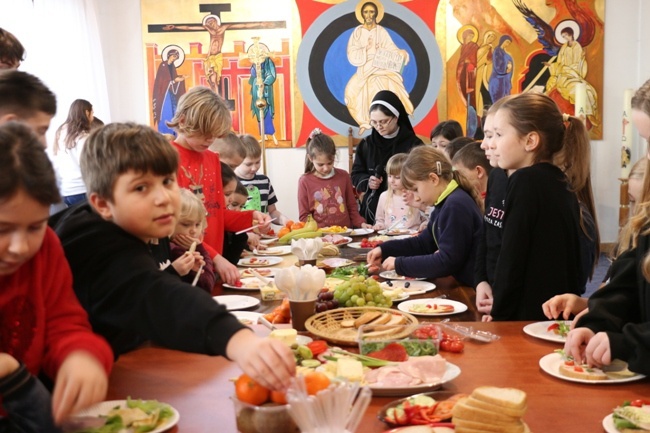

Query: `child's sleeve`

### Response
(374, 192, 388, 229)
(297, 175, 312, 222)
(223, 208, 254, 233)
(41, 229, 113, 378)
(193, 243, 216, 293)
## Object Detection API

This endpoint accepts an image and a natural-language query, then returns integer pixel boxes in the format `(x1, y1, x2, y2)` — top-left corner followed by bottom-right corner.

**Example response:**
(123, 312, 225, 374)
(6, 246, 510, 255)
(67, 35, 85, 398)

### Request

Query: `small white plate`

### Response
(231, 311, 263, 325)
(538, 352, 646, 384)
(380, 280, 436, 294)
(379, 270, 426, 281)
(347, 241, 369, 249)
(240, 268, 276, 278)
(238, 256, 283, 267)
(397, 299, 468, 316)
(321, 258, 355, 268)
(368, 362, 461, 397)
(71, 400, 179, 433)
(378, 229, 417, 236)
(350, 228, 374, 236)
(255, 245, 292, 256)
(523, 321, 569, 343)
(223, 277, 266, 291)
(322, 235, 353, 246)
(213, 295, 261, 311)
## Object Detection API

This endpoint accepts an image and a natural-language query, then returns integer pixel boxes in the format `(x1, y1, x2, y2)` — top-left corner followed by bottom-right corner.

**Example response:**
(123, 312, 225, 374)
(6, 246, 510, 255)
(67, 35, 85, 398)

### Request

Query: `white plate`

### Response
(350, 228, 374, 236)
(380, 280, 436, 294)
(71, 400, 179, 433)
(347, 241, 369, 249)
(238, 256, 283, 267)
(379, 271, 426, 281)
(383, 291, 410, 302)
(369, 362, 461, 397)
(255, 245, 292, 256)
(322, 235, 353, 246)
(523, 321, 569, 343)
(223, 277, 266, 291)
(397, 299, 468, 316)
(296, 335, 313, 345)
(213, 295, 261, 311)
(259, 237, 278, 245)
(538, 352, 646, 384)
(240, 268, 276, 278)
(321, 258, 355, 268)
(231, 311, 263, 325)
(378, 229, 417, 236)
(602, 413, 618, 433)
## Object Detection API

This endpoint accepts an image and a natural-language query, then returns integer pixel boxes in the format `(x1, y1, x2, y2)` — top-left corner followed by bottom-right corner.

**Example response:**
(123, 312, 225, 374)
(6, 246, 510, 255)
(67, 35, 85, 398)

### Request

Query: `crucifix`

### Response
(240, 37, 275, 174)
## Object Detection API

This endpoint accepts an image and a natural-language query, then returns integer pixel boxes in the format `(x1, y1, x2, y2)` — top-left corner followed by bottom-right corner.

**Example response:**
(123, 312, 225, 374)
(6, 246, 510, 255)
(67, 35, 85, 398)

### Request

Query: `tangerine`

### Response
(270, 389, 288, 404)
(234, 373, 270, 405)
(304, 371, 330, 396)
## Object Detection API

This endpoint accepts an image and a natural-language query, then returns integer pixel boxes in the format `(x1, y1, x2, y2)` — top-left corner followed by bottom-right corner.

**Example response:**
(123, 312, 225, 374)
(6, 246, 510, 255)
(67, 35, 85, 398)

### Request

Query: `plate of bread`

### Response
(539, 352, 646, 384)
(398, 299, 468, 316)
(304, 307, 418, 345)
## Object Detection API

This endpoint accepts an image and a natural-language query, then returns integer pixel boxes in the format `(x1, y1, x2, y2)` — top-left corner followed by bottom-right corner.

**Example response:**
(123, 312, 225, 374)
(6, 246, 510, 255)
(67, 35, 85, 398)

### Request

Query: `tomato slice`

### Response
(306, 340, 328, 356)
(547, 323, 560, 332)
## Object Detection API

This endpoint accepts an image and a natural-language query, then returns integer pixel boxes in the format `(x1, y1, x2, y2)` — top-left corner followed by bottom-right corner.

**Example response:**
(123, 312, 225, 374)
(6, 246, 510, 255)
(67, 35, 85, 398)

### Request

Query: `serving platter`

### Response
(377, 390, 459, 426)
(369, 363, 461, 397)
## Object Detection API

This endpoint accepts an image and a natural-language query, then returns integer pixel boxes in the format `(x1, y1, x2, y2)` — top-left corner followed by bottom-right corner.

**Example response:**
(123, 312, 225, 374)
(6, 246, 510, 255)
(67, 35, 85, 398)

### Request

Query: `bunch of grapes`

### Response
(333, 276, 393, 308)
(316, 288, 340, 312)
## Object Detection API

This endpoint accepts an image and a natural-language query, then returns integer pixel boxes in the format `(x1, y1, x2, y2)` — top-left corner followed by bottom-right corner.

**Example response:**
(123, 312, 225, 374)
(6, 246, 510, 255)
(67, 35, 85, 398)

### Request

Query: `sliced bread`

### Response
(558, 362, 608, 380)
(453, 398, 521, 424)
(453, 416, 526, 433)
(463, 395, 527, 418)
(471, 386, 527, 410)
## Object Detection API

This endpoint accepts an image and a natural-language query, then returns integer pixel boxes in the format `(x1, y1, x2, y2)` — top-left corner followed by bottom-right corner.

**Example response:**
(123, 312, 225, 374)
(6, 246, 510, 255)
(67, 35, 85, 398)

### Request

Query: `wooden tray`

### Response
(304, 307, 418, 346)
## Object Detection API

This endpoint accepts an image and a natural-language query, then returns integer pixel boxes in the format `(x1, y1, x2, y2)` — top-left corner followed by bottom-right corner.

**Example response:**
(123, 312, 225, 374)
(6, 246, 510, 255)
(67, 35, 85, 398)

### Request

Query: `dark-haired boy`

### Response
(50, 122, 295, 390)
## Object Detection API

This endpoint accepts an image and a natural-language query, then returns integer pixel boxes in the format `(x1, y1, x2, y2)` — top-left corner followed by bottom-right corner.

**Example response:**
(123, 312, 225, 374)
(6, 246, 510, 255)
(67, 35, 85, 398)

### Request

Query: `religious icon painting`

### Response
(141, 0, 294, 147)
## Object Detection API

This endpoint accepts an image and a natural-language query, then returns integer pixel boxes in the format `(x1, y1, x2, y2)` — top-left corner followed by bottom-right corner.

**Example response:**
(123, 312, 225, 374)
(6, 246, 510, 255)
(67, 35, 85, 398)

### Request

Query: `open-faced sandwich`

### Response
(556, 350, 637, 381)
(408, 303, 455, 314)
(612, 399, 650, 432)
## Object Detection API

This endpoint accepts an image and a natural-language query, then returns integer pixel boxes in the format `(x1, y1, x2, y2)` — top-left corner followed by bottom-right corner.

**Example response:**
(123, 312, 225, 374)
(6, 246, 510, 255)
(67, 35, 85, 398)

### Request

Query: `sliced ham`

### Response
(364, 354, 447, 388)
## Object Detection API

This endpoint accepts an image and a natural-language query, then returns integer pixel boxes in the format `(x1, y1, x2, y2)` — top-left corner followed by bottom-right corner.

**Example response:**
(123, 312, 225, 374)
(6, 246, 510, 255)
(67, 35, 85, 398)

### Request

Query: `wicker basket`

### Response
(304, 307, 418, 346)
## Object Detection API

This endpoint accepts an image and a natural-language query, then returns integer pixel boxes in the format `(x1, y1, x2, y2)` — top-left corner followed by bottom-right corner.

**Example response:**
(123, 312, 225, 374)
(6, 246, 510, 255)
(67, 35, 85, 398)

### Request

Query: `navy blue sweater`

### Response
(379, 187, 483, 287)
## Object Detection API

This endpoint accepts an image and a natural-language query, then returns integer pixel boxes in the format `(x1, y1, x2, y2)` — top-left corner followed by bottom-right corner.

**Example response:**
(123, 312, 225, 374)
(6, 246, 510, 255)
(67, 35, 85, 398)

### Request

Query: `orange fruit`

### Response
(278, 227, 291, 238)
(270, 390, 288, 404)
(235, 374, 270, 405)
(285, 220, 294, 229)
(291, 221, 305, 230)
(304, 371, 330, 396)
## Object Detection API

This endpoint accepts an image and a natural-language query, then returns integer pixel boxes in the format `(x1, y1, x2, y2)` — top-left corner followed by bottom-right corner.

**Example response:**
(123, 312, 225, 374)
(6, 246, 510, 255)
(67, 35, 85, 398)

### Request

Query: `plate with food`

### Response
(223, 277, 267, 291)
(382, 288, 410, 302)
(320, 225, 352, 235)
(368, 361, 462, 397)
(254, 245, 292, 256)
(231, 311, 263, 326)
(237, 256, 283, 267)
(321, 258, 355, 268)
(523, 320, 570, 343)
(380, 280, 436, 295)
(378, 228, 418, 236)
(539, 352, 646, 384)
(239, 268, 276, 278)
(347, 241, 369, 249)
(68, 398, 178, 433)
(379, 271, 426, 281)
(377, 390, 465, 427)
(321, 234, 353, 245)
(603, 399, 650, 433)
(350, 228, 374, 236)
(398, 299, 468, 316)
(213, 295, 261, 311)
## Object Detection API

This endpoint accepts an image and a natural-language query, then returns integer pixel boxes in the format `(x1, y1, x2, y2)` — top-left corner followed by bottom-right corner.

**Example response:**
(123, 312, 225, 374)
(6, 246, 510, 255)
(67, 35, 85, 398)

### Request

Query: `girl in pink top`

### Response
(298, 129, 371, 229)
(373, 153, 425, 231)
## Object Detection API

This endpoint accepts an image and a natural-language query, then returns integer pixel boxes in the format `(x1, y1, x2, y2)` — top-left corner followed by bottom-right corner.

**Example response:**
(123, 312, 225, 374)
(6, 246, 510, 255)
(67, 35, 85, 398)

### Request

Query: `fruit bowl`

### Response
(232, 396, 299, 433)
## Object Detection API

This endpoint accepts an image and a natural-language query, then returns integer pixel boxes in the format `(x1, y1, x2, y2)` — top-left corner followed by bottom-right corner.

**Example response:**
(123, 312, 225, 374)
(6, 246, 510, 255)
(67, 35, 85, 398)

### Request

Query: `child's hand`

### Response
(366, 247, 383, 266)
(475, 281, 493, 314)
(171, 251, 196, 276)
(542, 294, 586, 320)
(0, 353, 19, 378)
(372, 223, 385, 230)
(171, 233, 200, 250)
(381, 256, 396, 271)
(52, 350, 108, 424)
(564, 327, 595, 365)
(213, 254, 240, 285)
(226, 329, 295, 390)
(247, 233, 261, 249)
(361, 223, 373, 229)
(583, 332, 612, 368)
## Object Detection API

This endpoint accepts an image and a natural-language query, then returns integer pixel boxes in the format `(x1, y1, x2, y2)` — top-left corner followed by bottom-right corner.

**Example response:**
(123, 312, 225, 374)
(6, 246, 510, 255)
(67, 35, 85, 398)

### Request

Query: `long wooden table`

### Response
(107, 321, 649, 432)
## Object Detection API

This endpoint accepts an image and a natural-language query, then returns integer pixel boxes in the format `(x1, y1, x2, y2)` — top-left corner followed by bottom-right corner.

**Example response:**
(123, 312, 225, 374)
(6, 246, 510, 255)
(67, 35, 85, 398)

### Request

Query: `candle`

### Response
(621, 88, 634, 178)
(574, 82, 587, 122)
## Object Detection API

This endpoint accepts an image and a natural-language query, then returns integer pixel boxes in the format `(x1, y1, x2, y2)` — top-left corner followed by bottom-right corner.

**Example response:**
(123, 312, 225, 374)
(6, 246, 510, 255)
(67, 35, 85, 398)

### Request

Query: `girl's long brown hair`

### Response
(53, 99, 92, 154)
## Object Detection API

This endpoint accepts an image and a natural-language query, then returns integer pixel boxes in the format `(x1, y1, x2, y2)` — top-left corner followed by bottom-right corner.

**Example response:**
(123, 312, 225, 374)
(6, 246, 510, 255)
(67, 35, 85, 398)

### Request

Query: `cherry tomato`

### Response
(440, 339, 464, 353)
(306, 340, 328, 356)
(547, 323, 560, 332)
(234, 281, 243, 287)
(630, 399, 650, 407)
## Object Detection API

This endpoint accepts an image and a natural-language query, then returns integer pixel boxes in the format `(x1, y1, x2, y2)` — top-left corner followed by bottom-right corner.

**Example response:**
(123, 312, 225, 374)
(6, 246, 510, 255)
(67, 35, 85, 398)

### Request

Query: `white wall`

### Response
(89, 0, 650, 241)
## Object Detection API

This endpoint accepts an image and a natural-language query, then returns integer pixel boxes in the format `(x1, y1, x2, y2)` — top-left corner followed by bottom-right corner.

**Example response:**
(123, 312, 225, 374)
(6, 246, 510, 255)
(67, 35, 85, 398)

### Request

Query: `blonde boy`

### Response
(50, 122, 295, 390)
(165, 86, 272, 284)
(235, 133, 289, 225)
(209, 131, 246, 169)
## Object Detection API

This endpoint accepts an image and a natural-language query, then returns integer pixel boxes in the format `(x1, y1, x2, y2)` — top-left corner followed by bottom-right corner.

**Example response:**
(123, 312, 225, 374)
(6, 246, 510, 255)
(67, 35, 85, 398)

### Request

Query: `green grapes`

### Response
(333, 277, 393, 308)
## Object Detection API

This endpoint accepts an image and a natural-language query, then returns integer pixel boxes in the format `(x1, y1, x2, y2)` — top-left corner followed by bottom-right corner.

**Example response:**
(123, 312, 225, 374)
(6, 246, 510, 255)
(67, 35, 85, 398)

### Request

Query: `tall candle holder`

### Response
(619, 178, 629, 230)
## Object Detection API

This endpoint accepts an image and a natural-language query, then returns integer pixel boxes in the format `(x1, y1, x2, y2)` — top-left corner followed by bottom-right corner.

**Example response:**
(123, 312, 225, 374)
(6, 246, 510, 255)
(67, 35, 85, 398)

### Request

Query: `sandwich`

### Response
(613, 400, 650, 432)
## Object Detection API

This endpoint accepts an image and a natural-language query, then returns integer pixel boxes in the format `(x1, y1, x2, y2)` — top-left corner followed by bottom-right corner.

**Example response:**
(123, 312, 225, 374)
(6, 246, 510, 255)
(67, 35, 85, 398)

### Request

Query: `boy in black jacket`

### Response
(50, 122, 294, 391)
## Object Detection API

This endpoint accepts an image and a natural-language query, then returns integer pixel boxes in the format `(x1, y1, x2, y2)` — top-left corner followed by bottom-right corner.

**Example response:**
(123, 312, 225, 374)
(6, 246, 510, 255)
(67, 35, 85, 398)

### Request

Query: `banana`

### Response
(278, 216, 319, 244)
(278, 229, 323, 244)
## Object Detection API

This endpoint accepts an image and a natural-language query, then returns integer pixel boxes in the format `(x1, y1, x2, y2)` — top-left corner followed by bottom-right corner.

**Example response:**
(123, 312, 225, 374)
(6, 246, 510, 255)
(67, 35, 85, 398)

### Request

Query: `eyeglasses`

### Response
(370, 117, 395, 128)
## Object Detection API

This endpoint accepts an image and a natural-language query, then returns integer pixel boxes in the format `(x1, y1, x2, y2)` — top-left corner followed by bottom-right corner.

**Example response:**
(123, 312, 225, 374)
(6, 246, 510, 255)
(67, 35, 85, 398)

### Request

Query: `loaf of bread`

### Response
(452, 386, 529, 433)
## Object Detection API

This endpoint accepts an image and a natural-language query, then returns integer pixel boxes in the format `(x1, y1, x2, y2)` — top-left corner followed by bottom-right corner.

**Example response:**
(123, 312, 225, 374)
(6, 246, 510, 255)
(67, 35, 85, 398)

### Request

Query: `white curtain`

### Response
(0, 0, 110, 147)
